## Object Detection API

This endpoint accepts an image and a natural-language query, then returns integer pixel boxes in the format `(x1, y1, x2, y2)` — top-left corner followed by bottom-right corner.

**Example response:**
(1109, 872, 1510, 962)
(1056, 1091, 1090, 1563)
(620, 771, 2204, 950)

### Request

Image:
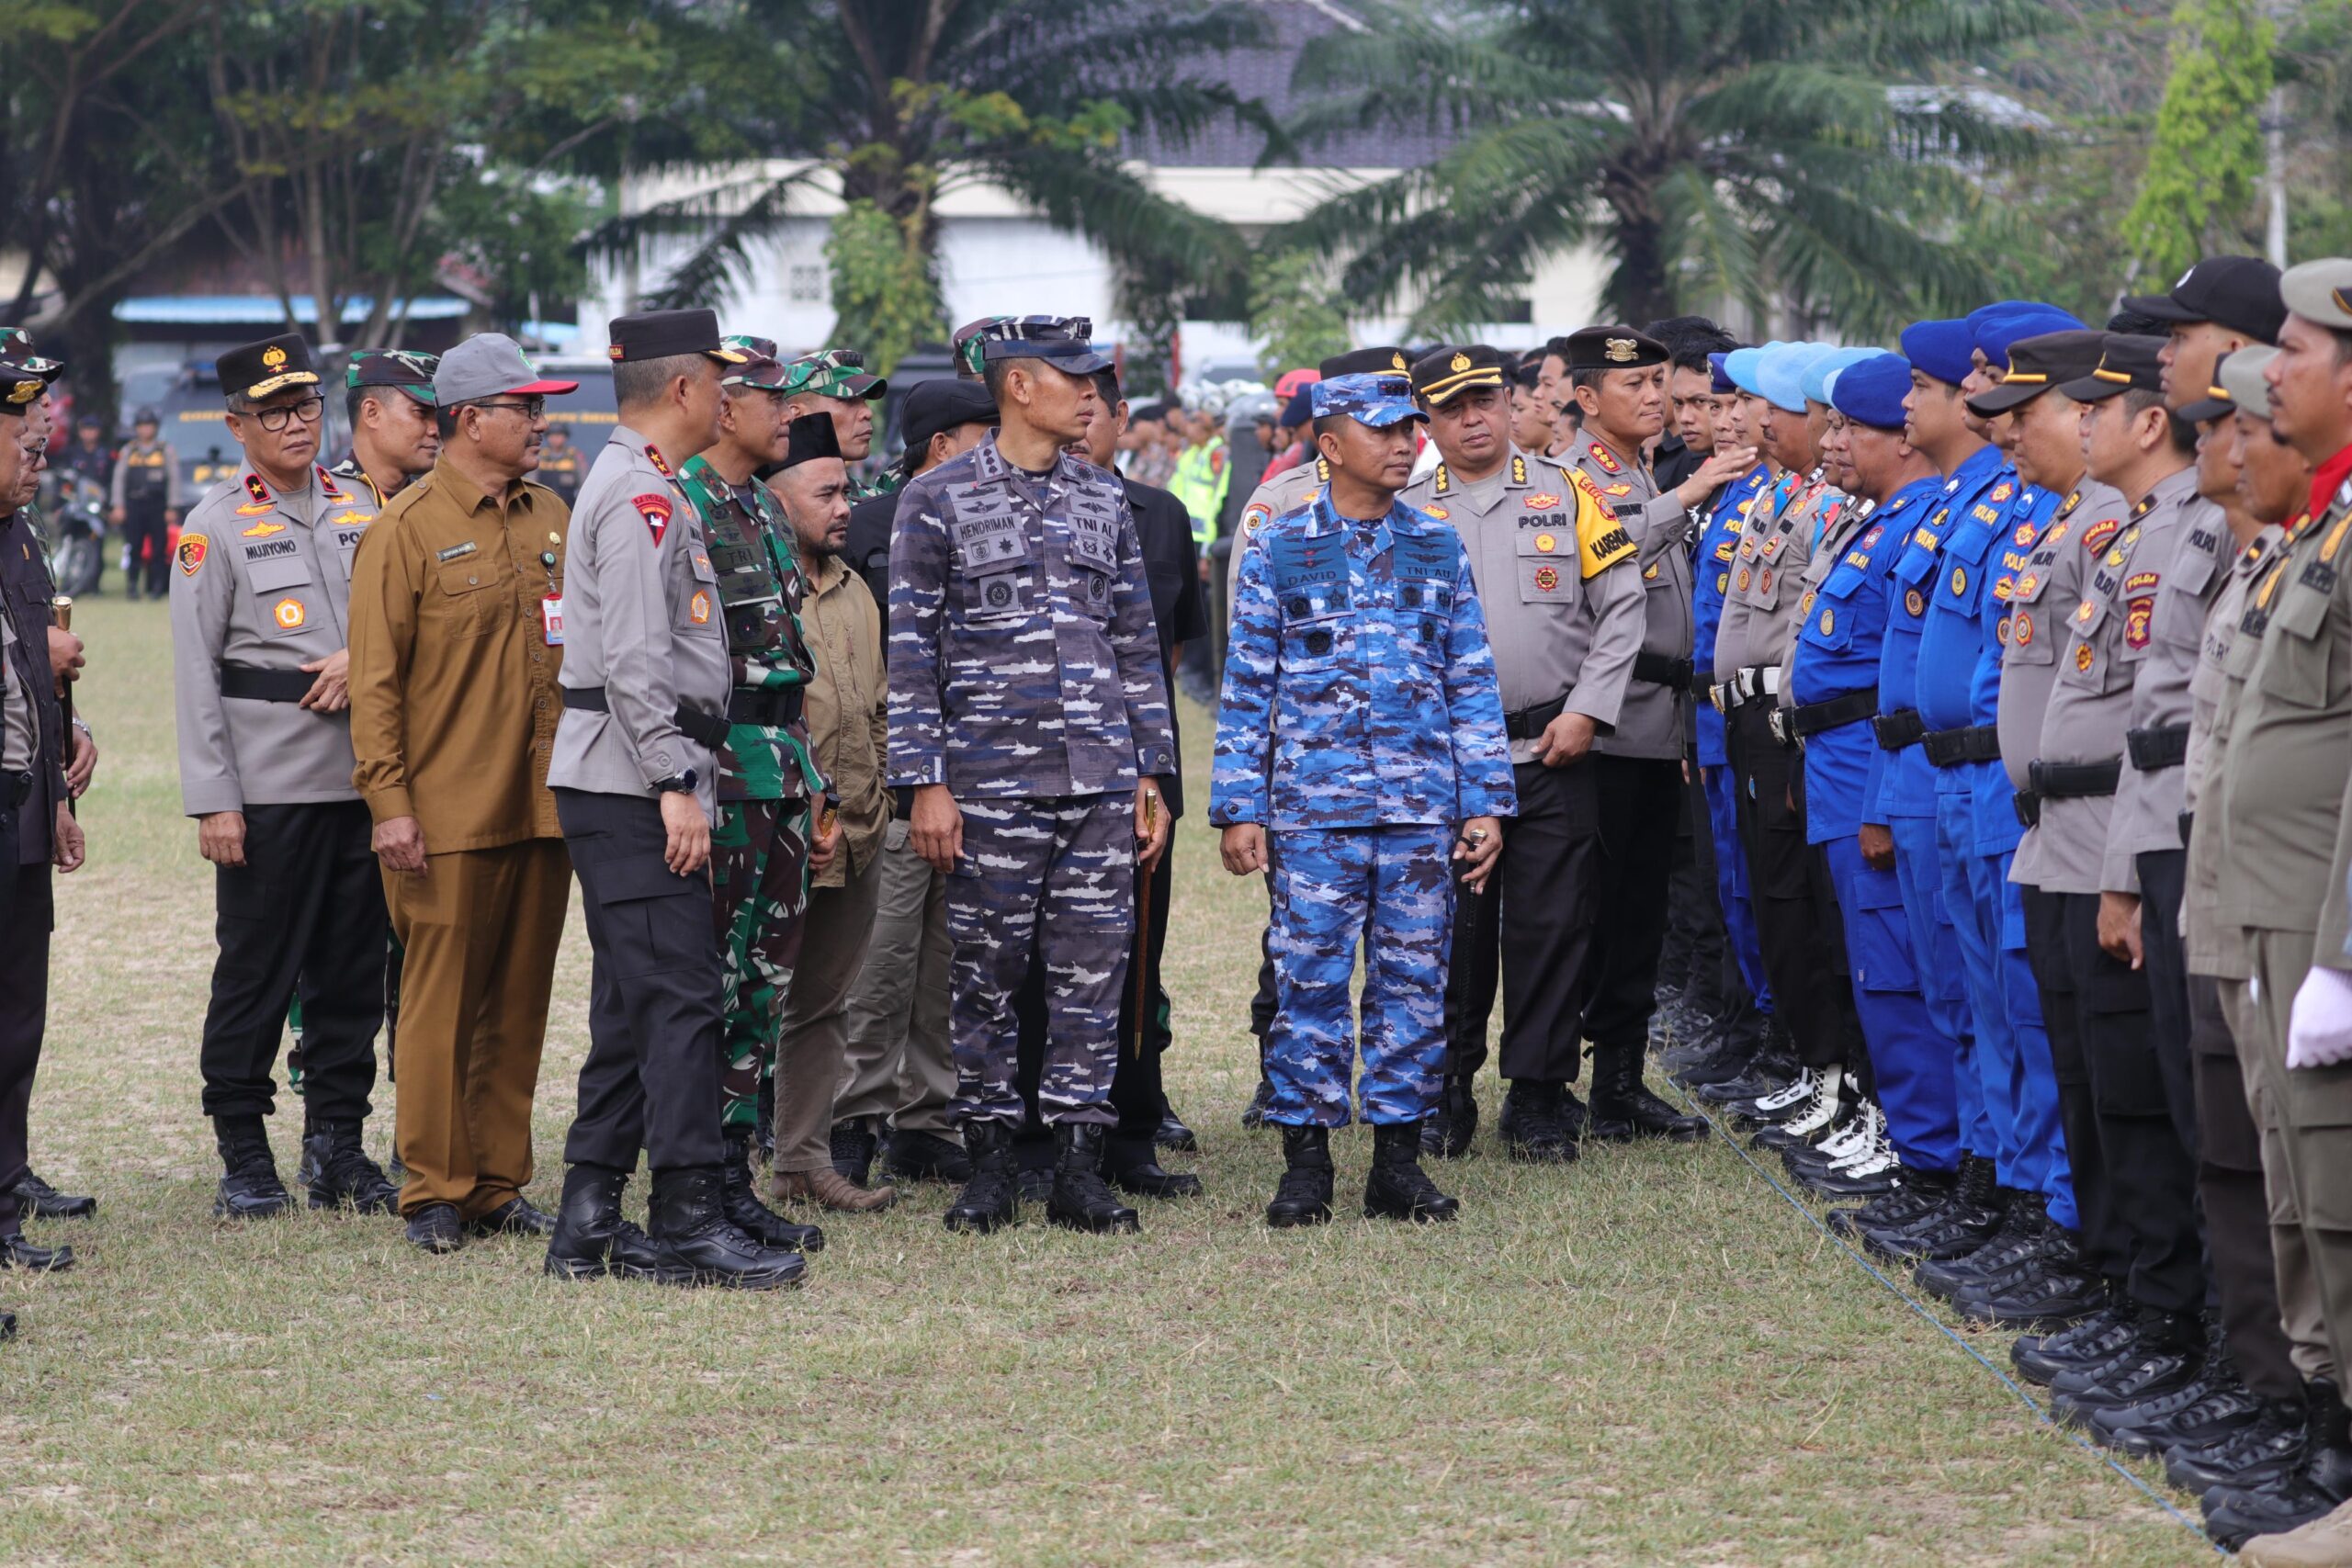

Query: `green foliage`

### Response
(1282, 0, 2047, 338)
(823, 200, 947, 378)
(1248, 250, 1350, 380)
(2120, 0, 2271, 281)
(434, 171, 595, 332)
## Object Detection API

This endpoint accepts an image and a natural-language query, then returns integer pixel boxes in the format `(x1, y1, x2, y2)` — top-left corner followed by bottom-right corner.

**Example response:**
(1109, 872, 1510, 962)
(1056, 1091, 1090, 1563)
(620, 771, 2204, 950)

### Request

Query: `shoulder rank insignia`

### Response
(243, 473, 272, 508)
(1588, 441, 1622, 475)
(1511, 454, 1527, 486)
(645, 443, 673, 478)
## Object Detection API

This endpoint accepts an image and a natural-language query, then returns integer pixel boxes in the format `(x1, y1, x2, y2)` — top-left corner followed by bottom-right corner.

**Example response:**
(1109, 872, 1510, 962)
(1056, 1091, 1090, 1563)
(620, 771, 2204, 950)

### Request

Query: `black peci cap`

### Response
(781, 412, 842, 469)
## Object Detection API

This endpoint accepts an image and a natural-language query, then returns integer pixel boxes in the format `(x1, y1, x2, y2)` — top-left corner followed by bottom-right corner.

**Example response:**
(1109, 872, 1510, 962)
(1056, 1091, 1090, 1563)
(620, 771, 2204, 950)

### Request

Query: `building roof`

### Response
(1125, 0, 1458, 170)
(114, 295, 469, 326)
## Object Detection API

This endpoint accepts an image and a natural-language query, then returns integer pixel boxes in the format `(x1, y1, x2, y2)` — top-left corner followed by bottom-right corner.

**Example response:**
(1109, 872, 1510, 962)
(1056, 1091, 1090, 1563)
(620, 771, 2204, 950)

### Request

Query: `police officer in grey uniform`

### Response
(1565, 325, 1752, 1139)
(539, 309, 802, 1292)
(171, 333, 400, 1222)
(1399, 344, 1645, 1161)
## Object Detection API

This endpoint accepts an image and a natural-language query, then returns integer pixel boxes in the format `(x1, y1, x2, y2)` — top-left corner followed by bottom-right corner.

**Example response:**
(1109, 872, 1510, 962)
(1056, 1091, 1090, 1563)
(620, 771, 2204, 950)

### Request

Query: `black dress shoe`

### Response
(404, 1202, 465, 1255)
(468, 1196, 558, 1237)
(884, 1129, 973, 1185)
(1107, 1138, 1203, 1198)
(12, 1171, 96, 1220)
(1153, 1098, 1199, 1153)
(0, 1230, 72, 1271)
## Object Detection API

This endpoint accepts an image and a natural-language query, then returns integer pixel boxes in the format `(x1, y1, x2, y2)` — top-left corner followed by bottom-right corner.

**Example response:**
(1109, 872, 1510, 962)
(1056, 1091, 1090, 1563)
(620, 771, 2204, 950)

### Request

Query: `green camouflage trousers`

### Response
(711, 795, 812, 1132)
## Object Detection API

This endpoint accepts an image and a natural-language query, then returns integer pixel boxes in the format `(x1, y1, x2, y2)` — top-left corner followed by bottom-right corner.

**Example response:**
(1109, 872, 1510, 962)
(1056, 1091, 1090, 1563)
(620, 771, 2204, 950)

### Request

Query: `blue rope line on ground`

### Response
(1665, 1082, 2223, 1552)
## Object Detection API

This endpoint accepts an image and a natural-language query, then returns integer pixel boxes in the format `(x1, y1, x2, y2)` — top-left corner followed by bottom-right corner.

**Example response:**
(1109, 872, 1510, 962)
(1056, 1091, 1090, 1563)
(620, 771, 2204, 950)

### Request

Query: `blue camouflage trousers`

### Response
(1267, 825, 1454, 1127)
(1701, 763, 1772, 1010)
(946, 794, 1131, 1129)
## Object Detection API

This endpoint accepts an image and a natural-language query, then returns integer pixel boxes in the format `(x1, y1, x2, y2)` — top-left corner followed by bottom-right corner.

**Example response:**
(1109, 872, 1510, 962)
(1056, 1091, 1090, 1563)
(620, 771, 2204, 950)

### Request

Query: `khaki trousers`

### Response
(2240, 929, 2352, 1386)
(773, 847, 885, 1173)
(2222, 970, 2335, 1384)
(834, 821, 956, 1135)
(387, 840, 571, 1220)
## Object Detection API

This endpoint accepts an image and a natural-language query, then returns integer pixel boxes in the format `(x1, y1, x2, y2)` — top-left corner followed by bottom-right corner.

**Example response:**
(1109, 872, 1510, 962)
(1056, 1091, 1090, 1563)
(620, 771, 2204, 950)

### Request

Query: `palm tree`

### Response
(585, 0, 1272, 370)
(1280, 0, 2044, 335)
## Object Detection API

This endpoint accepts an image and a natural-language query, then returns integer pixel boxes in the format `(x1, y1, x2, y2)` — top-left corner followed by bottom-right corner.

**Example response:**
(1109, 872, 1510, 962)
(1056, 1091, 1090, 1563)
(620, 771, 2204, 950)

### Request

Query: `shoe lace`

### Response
(1273, 1166, 1329, 1204)
(322, 1143, 390, 1190)
(1377, 1153, 1448, 1203)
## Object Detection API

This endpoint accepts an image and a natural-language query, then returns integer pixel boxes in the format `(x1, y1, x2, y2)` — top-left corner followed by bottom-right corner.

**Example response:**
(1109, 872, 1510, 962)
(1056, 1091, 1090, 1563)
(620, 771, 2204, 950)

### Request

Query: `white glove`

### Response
(2288, 964, 2352, 1069)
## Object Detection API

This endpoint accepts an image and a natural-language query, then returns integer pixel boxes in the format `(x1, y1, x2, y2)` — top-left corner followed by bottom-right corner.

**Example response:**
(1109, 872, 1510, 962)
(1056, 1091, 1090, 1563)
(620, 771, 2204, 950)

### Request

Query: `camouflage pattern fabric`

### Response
(886, 431, 1175, 798)
(1266, 825, 1455, 1125)
(1208, 488, 1515, 830)
(945, 795, 1130, 1129)
(676, 457, 824, 805)
(711, 795, 812, 1132)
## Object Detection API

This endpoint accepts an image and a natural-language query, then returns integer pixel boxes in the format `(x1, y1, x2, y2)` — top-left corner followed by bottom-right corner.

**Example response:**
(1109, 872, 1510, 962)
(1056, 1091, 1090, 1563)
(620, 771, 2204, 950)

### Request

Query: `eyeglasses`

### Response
(469, 397, 547, 420)
(249, 396, 325, 433)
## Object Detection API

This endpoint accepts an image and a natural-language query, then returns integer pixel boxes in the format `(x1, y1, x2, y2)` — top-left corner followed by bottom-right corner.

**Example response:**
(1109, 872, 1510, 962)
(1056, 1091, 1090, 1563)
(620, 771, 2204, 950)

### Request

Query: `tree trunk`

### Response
(1610, 196, 1675, 329)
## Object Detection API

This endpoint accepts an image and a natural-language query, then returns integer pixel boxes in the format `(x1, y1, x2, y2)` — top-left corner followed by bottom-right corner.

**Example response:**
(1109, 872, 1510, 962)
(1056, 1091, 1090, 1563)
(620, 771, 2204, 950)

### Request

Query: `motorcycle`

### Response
(37, 470, 107, 598)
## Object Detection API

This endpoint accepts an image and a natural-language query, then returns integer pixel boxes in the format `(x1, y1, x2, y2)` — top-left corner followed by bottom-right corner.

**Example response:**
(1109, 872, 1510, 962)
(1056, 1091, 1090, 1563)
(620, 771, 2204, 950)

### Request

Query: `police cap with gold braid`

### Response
(1558, 325, 1669, 372)
(1319, 345, 1410, 378)
(217, 333, 321, 404)
(1408, 344, 1509, 408)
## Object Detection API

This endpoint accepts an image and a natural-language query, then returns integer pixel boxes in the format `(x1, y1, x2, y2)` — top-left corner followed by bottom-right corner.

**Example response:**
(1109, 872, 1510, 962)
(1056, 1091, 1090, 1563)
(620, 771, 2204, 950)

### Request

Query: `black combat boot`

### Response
(723, 1134, 824, 1253)
(2168, 1395, 2308, 1495)
(10, 1171, 96, 1221)
(1827, 1163, 1953, 1239)
(1865, 1152, 2002, 1261)
(542, 1164, 662, 1281)
(2092, 1339, 2259, 1457)
(1154, 1097, 1199, 1153)
(1498, 1079, 1577, 1164)
(2012, 1280, 2136, 1385)
(0, 1307, 14, 1341)
(1421, 1076, 1479, 1160)
(830, 1118, 878, 1186)
(1916, 1190, 2049, 1301)
(2203, 1379, 2352, 1550)
(943, 1120, 1020, 1235)
(213, 1115, 292, 1220)
(1046, 1124, 1141, 1235)
(1588, 1043, 1708, 1143)
(301, 1119, 401, 1214)
(1106, 1135, 1203, 1199)
(883, 1128, 971, 1185)
(646, 1168, 805, 1290)
(1267, 1125, 1334, 1228)
(1239, 1075, 1274, 1129)
(2052, 1308, 2206, 1425)
(1364, 1121, 1460, 1223)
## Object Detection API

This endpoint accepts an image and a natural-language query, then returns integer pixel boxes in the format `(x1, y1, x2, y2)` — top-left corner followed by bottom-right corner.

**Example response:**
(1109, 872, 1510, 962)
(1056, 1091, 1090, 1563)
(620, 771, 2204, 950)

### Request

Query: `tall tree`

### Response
(584, 0, 1272, 372)
(1279, 0, 2043, 336)
(2121, 0, 2272, 280)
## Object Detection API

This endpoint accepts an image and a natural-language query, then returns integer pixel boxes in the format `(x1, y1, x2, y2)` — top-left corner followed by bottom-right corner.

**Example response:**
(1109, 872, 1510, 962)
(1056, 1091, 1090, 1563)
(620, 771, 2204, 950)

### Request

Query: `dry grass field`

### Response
(0, 592, 2214, 1564)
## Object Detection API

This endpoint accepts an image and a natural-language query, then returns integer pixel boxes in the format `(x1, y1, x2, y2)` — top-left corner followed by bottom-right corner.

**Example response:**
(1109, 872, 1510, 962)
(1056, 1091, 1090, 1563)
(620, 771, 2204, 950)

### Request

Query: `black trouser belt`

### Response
(2178, 809, 2194, 847)
(2014, 789, 2041, 828)
(2028, 756, 2123, 799)
(219, 662, 315, 703)
(1922, 724, 2002, 768)
(1504, 694, 1567, 741)
(1871, 709, 1927, 750)
(1786, 687, 1881, 739)
(1632, 651, 1693, 691)
(2126, 723, 2190, 772)
(562, 685, 731, 750)
(727, 684, 804, 728)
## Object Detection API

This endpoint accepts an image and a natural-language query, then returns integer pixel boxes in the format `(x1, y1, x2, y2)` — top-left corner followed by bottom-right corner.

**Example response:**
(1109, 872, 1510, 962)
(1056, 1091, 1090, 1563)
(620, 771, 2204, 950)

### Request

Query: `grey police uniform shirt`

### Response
(546, 423, 729, 818)
(1722, 471, 1842, 686)
(171, 462, 377, 815)
(1571, 434, 1691, 761)
(0, 600, 34, 771)
(2004, 479, 2127, 889)
(2031, 477, 2190, 897)
(2181, 524, 2280, 982)
(2108, 475, 2229, 881)
(1227, 459, 1324, 627)
(1401, 446, 1645, 766)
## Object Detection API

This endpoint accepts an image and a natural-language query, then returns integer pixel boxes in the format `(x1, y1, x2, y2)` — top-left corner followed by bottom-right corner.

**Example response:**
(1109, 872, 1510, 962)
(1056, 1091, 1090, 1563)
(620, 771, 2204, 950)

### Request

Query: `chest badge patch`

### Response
(1819, 607, 1835, 636)
(1533, 533, 1557, 554)
(1422, 505, 1449, 520)
(690, 590, 712, 625)
(1905, 588, 1925, 616)
(1605, 482, 1633, 497)
(1759, 568, 1774, 594)
(2126, 598, 2154, 649)
(1525, 492, 1560, 510)
(2075, 643, 2095, 672)
(177, 534, 209, 576)
(1736, 567, 1752, 592)
(241, 519, 286, 538)
(2015, 613, 2034, 646)
(1533, 565, 1560, 592)
(634, 493, 673, 545)
(273, 597, 307, 629)
(1950, 566, 1967, 596)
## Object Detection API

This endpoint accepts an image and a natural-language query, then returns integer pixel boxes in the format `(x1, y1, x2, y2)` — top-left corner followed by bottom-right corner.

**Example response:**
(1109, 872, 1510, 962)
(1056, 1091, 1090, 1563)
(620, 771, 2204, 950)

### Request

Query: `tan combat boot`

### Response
(2245, 1498, 2352, 1567)
(773, 1167, 898, 1213)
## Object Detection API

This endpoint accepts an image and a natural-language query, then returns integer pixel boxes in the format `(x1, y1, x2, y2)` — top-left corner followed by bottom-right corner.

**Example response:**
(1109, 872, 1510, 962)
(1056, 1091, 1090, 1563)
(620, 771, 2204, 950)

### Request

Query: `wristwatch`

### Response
(651, 770, 697, 795)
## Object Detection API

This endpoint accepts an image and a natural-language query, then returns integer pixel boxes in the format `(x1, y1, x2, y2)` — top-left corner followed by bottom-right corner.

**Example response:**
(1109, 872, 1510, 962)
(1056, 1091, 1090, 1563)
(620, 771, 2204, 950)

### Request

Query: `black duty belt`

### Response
(1922, 724, 2003, 769)
(2028, 756, 2123, 800)
(1871, 710, 1927, 750)
(562, 685, 731, 750)
(219, 663, 316, 703)
(1504, 694, 1566, 742)
(2014, 789, 2040, 828)
(1632, 651, 1694, 691)
(2126, 723, 2190, 773)
(0, 768, 31, 810)
(2178, 809, 2195, 848)
(727, 685, 805, 729)
(1787, 688, 1881, 740)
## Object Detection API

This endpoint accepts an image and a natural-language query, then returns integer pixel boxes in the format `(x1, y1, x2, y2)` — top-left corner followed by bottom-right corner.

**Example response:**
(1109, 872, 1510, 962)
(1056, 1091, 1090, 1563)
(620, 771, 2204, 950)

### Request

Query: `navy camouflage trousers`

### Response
(1268, 824, 1454, 1127)
(947, 794, 1132, 1128)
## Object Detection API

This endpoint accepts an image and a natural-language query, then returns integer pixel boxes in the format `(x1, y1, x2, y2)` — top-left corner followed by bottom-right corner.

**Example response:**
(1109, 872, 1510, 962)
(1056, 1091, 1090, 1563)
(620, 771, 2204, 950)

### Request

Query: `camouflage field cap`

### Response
(1309, 372, 1427, 429)
(345, 348, 440, 405)
(0, 327, 62, 378)
(967, 316, 1112, 375)
(779, 347, 887, 400)
(952, 316, 1014, 378)
(719, 335, 793, 391)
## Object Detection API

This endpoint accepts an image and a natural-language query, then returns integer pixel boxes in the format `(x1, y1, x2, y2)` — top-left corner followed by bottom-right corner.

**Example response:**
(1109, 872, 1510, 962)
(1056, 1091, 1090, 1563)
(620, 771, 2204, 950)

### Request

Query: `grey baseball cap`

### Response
(432, 333, 578, 407)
